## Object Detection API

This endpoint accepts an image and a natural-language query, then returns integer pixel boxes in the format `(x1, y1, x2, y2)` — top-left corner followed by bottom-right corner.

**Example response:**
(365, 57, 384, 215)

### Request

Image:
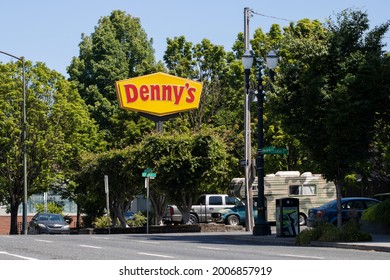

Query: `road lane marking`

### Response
(0, 251, 38, 260)
(278, 253, 325, 260)
(197, 246, 228, 251)
(91, 237, 110, 240)
(79, 245, 102, 249)
(34, 239, 54, 243)
(137, 240, 160, 244)
(137, 252, 175, 258)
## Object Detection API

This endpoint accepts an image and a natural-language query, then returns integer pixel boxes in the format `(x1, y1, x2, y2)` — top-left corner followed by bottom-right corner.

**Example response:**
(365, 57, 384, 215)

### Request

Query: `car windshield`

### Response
(38, 214, 64, 222)
(320, 200, 337, 209)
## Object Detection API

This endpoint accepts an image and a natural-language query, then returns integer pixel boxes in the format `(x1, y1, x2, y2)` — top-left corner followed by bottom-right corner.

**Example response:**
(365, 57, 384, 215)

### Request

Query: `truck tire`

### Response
(188, 214, 199, 224)
(226, 215, 240, 226)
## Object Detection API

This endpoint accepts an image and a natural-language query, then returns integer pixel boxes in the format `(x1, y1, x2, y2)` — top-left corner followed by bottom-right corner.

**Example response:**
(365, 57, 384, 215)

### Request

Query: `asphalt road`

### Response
(1, 232, 389, 260)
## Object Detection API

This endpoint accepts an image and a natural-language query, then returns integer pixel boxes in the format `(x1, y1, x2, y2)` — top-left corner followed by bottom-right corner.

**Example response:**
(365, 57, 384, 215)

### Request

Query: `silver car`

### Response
(28, 213, 70, 234)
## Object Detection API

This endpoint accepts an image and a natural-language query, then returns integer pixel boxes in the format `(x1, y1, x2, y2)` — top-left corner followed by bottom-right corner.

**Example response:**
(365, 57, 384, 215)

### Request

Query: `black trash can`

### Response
(276, 198, 300, 237)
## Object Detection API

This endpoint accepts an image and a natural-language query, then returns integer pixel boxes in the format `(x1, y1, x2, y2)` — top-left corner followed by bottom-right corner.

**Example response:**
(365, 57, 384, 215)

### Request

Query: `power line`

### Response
(251, 9, 296, 23)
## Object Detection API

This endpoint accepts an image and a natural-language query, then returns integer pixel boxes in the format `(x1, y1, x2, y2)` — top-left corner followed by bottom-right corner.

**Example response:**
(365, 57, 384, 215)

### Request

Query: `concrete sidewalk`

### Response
(231, 232, 390, 253)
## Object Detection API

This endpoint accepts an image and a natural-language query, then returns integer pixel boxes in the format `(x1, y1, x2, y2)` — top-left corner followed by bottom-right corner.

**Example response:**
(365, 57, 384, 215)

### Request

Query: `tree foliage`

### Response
(271, 9, 390, 226)
(0, 61, 102, 234)
(68, 10, 163, 148)
(138, 130, 233, 224)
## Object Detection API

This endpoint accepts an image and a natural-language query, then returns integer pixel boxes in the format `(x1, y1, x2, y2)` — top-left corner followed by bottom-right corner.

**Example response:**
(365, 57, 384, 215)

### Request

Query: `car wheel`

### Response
(226, 215, 240, 226)
(188, 214, 199, 224)
(299, 213, 307, 226)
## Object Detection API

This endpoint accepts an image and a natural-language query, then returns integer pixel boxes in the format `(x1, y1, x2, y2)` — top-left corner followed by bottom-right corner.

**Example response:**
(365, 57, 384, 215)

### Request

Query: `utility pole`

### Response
(243, 7, 254, 231)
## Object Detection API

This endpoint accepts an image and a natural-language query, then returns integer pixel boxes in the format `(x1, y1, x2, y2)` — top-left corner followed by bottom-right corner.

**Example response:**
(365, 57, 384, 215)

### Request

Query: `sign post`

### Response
(104, 175, 110, 234)
(142, 168, 156, 234)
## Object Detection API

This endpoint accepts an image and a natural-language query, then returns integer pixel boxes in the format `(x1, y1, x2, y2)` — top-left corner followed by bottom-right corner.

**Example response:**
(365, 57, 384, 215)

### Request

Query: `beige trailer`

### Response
(230, 171, 337, 225)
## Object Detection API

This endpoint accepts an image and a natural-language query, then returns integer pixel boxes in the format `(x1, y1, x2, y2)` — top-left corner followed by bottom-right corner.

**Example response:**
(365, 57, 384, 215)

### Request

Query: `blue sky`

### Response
(1, 0, 389, 76)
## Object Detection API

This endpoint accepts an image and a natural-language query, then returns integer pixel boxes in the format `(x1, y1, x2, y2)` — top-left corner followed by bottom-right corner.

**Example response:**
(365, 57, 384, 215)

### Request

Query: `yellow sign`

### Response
(115, 72, 203, 116)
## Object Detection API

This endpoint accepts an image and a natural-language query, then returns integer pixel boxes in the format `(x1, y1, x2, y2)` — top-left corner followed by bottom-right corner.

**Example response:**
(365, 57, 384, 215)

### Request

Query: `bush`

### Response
(34, 202, 64, 214)
(127, 212, 147, 227)
(362, 200, 390, 226)
(296, 221, 372, 245)
(93, 216, 112, 228)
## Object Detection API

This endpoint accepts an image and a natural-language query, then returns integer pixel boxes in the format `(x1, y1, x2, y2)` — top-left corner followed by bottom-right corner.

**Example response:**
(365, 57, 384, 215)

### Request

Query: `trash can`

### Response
(276, 198, 300, 237)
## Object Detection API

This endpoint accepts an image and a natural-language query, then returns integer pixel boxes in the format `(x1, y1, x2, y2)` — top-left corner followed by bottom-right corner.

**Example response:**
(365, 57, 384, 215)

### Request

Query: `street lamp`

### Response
(0, 51, 28, 235)
(242, 50, 254, 231)
(253, 50, 278, 236)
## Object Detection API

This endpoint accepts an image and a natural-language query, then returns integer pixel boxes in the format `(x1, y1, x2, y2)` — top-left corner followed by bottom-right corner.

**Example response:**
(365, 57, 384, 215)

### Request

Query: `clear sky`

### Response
(1, 0, 389, 76)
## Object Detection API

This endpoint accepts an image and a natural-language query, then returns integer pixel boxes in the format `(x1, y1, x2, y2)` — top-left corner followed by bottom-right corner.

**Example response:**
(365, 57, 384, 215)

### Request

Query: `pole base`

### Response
(253, 223, 271, 236)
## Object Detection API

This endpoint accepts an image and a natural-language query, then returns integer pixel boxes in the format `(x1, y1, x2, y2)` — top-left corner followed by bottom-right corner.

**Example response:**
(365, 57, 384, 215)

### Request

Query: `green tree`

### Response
(74, 146, 144, 227)
(271, 10, 390, 227)
(139, 129, 233, 224)
(68, 10, 163, 148)
(0, 61, 102, 234)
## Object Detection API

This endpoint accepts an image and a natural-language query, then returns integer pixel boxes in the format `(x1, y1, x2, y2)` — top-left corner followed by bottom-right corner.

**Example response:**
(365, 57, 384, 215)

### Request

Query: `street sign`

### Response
(142, 168, 157, 178)
(259, 146, 288, 155)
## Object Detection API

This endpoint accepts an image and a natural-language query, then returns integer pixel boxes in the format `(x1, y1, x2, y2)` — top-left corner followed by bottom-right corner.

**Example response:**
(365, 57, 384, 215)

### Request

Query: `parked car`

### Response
(125, 211, 135, 220)
(28, 213, 70, 234)
(306, 197, 380, 227)
(211, 199, 257, 226)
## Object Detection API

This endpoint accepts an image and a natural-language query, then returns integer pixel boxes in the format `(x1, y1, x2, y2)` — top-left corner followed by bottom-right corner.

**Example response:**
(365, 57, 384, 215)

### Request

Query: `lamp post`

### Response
(0, 51, 28, 235)
(253, 50, 278, 236)
(242, 50, 254, 231)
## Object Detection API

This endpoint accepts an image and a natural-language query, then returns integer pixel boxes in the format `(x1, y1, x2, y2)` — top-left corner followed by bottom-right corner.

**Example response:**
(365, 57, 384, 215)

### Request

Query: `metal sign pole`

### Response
(104, 175, 110, 234)
(145, 177, 150, 234)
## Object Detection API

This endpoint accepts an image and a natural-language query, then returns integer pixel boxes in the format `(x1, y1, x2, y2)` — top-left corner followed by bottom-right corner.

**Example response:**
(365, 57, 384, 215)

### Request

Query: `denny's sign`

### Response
(115, 72, 203, 117)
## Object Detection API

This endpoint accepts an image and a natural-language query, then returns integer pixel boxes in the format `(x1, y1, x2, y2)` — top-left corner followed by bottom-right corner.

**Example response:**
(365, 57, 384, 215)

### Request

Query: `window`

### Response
(225, 196, 239, 205)
(209, 196, 223, 205)
(289, 184, 316, 196)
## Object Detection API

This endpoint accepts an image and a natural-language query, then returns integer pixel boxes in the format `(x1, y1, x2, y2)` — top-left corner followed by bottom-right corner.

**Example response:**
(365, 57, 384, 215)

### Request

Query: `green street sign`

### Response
(259, 146, 288, 155)
(142, 169, 157, 178)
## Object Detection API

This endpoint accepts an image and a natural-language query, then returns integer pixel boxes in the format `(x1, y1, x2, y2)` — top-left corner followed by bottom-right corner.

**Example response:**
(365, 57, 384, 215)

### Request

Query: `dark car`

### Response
(28, 213, 70, 234)
(306, 197, 380, 227)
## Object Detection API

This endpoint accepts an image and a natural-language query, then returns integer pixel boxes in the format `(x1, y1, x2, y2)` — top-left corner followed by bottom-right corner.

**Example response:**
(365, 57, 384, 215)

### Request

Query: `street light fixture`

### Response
(0, 50, 28, 235)
(253, 50, 278, 236)
(242, 50, 254, 230)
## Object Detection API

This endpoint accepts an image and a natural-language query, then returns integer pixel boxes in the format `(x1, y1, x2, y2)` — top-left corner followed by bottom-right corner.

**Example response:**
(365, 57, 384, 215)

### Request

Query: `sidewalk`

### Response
(231, 232, 390, 253)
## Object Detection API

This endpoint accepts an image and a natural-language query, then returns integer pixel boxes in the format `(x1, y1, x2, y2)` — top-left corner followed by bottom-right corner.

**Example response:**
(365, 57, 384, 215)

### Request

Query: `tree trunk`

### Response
(150, 190, 167, 225)
(335, 179, 343, 228)
(9, 202, 20, 235)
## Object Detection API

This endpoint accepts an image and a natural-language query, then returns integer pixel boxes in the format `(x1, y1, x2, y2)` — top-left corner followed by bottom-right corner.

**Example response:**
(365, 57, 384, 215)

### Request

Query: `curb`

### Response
(310, 241, 390, 253)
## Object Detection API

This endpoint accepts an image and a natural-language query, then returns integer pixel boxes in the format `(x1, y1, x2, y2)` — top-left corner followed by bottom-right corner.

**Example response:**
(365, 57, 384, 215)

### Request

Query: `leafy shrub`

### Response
(93, 216, 112, 228)
(362, 200, 390, 226)
(127, 211, 147, 227)
(34, 202, 64, 214)
(296, 221, 372, 245)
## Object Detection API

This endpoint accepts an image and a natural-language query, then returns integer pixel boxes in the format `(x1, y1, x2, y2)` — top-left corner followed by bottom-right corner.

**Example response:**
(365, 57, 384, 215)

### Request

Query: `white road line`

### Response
(197, 246, 228, 251)
(137, 240, 160, 244)
(79, 245, 102, 249)
(91, 237, 110, 240)
(278, 253, 325, 260)
(0, 251, 38, 260)
(34, 239, 53, 243)
(137, 252, 175, 258)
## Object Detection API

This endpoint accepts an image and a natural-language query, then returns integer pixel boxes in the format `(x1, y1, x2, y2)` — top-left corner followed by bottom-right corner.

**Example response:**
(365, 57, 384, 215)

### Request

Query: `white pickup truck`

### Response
(164, 194, 240, 224)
